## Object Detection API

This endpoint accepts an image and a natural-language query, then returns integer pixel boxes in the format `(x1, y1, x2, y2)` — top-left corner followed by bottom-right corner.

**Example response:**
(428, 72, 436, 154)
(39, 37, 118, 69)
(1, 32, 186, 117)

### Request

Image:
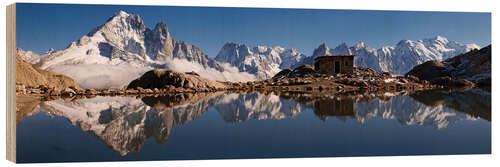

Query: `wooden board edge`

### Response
(6, 3, 17, 163)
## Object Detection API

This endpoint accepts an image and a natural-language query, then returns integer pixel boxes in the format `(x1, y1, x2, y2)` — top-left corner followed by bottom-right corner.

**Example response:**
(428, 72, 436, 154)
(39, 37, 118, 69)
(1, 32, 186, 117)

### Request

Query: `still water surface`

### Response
(17, 89, 491, 163)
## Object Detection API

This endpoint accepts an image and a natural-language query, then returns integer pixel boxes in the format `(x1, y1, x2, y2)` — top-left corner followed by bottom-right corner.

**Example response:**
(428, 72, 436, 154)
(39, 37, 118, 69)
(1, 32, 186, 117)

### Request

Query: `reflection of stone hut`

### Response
(314, 98, 354, 121)
(314, 55, 355, 75)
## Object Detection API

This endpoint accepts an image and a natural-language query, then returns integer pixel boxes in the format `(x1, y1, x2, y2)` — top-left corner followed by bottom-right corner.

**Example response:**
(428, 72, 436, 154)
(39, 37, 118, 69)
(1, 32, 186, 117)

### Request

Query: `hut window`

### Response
(345, 61, 348, 66)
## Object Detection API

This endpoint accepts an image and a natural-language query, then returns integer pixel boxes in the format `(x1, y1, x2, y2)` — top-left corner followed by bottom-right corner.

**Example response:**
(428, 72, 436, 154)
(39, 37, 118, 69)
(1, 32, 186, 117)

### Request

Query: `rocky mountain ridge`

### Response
(406, 45, 491, 85)
(15, 53, 81, 96)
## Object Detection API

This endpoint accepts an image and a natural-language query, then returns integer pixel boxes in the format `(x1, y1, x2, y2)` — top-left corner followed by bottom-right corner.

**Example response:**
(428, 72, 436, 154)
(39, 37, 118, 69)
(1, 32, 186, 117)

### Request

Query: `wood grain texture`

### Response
(6, 3, 17, 163)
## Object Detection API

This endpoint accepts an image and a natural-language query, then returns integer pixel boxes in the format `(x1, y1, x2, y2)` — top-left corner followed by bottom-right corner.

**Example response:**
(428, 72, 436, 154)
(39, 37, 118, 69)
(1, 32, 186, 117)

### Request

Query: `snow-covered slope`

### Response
(215, 43, 305, 79)
(35, 11, 255, 89)
(16, 48, 41, 64)
(296, 36, 479, 75)
(379, 36, 479, 75)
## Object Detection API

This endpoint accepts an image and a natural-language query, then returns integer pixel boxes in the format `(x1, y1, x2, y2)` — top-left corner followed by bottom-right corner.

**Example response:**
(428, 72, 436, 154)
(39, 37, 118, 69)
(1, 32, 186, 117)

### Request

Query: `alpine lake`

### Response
(16, 88, 491, 163)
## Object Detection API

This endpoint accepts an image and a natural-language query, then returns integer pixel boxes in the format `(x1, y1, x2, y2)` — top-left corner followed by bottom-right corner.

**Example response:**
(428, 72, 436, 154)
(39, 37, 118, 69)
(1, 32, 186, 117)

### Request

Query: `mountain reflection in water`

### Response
(16, 89, 491, 161)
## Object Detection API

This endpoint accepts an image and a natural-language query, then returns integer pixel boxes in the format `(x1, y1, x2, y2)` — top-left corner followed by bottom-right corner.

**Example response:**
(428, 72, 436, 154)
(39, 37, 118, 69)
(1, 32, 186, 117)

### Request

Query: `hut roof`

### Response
(314, 55, 355, 61)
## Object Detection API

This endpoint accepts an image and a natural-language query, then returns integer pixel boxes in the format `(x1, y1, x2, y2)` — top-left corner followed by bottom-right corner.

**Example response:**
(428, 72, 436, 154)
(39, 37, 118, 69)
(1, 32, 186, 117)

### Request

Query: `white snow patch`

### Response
(164, 58, 257, 82)
(384, 78, 395, 83)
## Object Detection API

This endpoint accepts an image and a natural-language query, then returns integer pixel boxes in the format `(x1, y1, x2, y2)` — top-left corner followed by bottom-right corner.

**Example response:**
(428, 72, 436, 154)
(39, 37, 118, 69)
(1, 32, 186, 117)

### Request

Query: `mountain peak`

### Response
(154, 21, 167, 29)
(333, 42, 350, 51)
(118, 10, 129, 16)
(435, 35, 449, 42)
(104, 10, 145, 29)
(424, 35, 449, 44)
(153, 21, 169, 35)
(397, 39, 413, 46)
(355, 41, 365, 46)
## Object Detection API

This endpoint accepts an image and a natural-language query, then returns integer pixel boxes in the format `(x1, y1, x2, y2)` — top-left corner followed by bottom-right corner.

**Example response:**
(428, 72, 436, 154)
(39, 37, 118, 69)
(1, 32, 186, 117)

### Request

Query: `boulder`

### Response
(272, 69, 292, 80)
(85, 89, 98, 95)
(406, 61, 451, 81)
(185, 71, 200, 76)
(49, 89, 61, 96)
(127, 69, 227, 90)
(336, 78, 368, 87)
(153, 88, 161, 94)
(61, 87, 76, 96)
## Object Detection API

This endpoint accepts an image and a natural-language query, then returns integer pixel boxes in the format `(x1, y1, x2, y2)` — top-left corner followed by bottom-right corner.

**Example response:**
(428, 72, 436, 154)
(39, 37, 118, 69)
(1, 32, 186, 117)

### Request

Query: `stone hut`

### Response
(314, 55, 355, 75)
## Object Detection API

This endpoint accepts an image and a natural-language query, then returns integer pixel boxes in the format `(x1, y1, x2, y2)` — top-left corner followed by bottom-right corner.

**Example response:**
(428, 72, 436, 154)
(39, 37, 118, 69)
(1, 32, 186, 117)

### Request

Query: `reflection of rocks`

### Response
(352, 91, 487, 129)
(410, 89, 491, 121)
(141, 92, 224, 109)
(15, 95, 42, 123)
(37, 93, 225, 156)
(277, 91, 487, 129)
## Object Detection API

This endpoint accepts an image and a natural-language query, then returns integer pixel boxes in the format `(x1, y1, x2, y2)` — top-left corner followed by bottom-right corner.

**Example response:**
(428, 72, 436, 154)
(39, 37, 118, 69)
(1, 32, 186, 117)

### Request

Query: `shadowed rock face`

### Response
(406, 61, 450, 81)
(410, 89, 491, 121)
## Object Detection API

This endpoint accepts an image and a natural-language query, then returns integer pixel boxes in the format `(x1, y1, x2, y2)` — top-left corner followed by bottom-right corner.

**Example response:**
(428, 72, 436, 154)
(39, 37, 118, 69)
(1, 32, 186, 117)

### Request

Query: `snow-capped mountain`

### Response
(215, 43, 305, 79)
(34, 11, 254, 89)
(17, 48, 41, 64)
(379, 36, 479, 75)
(296, 36, 479, 75)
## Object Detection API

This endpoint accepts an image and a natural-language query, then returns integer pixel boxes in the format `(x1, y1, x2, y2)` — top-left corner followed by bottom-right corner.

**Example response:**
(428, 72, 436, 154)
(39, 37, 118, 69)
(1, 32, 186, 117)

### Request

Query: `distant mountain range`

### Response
(17, 11, 481, 89)
(220, 36, 478, 78)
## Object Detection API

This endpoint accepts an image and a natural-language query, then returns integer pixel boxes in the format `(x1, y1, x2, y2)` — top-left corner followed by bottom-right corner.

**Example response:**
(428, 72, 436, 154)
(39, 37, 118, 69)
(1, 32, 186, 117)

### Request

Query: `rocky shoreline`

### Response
(16, 65, 482, 101)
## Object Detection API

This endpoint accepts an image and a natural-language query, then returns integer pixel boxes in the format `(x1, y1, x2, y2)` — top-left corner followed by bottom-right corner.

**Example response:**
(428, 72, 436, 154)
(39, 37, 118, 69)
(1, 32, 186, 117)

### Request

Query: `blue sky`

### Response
(16, 3, 491, 57)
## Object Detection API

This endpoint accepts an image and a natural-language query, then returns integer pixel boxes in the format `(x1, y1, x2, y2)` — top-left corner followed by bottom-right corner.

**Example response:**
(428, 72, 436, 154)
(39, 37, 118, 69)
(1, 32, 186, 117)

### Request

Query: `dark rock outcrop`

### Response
(405, 45, 491, 86)
(406, 61, 450, 81)
(127, 69, 227, 90)
(272, 65, 317, 79)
